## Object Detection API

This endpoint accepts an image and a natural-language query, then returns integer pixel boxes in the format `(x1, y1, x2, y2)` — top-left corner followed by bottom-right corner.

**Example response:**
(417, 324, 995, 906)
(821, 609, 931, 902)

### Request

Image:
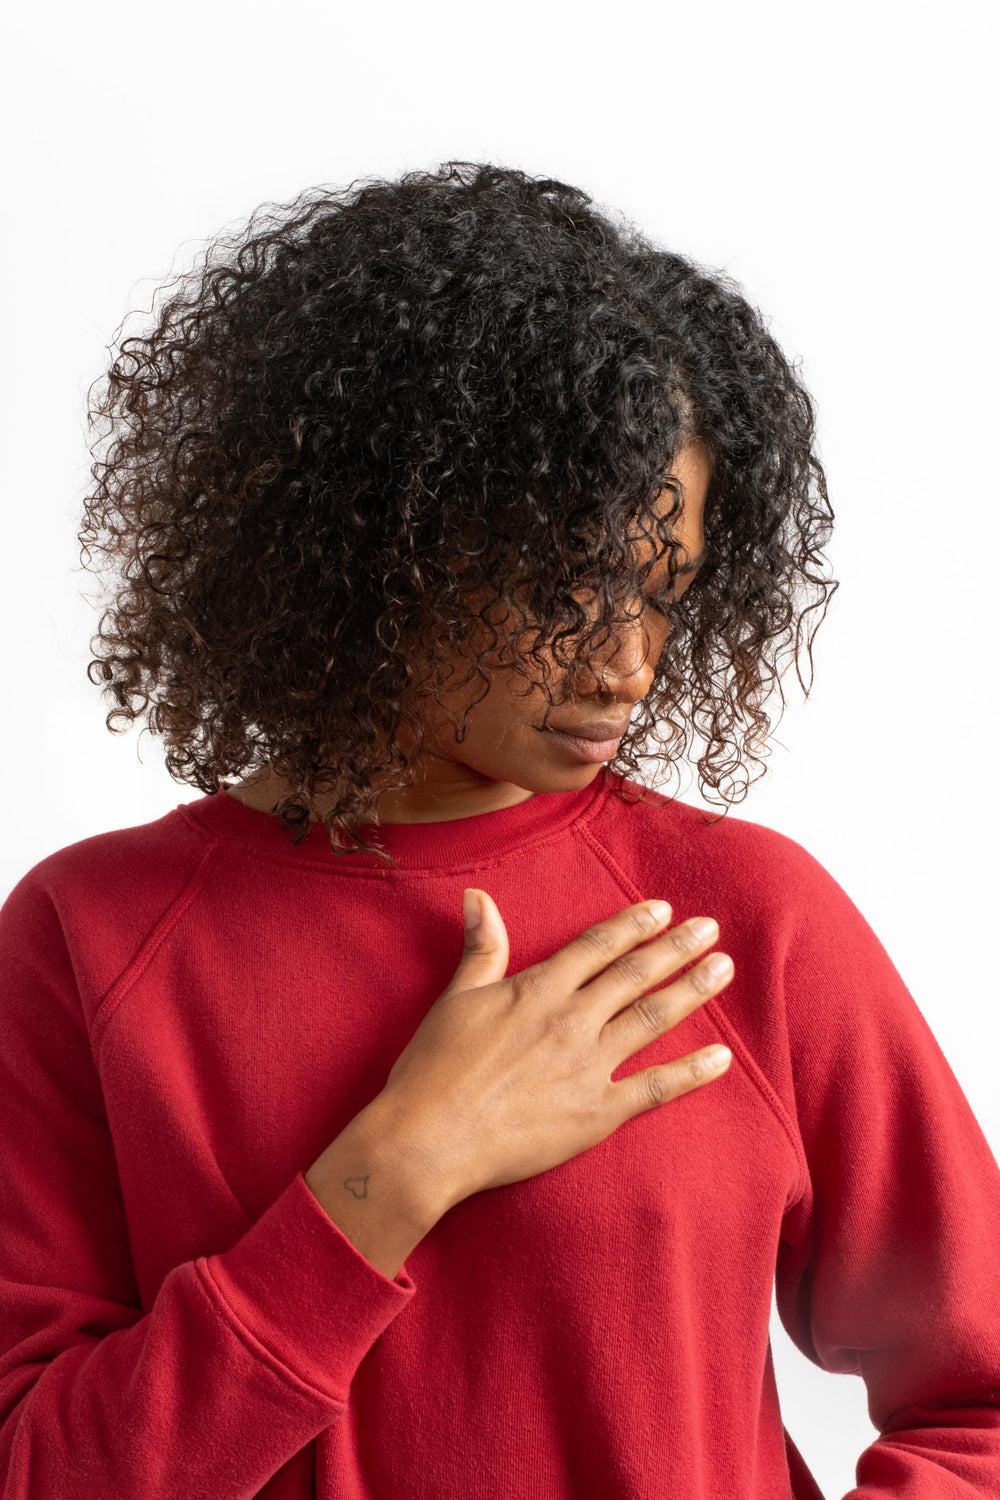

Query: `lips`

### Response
(545, 719, 631, 742)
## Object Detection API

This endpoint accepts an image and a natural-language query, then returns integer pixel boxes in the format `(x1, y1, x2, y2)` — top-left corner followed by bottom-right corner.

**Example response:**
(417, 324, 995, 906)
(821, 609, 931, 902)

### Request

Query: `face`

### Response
(228, 442, 711, 824)
(368, 440, 712, 821)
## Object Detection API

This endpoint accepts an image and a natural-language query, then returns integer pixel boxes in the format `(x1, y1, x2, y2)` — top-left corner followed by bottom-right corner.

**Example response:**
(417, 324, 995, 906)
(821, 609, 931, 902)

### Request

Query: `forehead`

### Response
(656, 441, 712, 519)
(631, 442, 711, 564)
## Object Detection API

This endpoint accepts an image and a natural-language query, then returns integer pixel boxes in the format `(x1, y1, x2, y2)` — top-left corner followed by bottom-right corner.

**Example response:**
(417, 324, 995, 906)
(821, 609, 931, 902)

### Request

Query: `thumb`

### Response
(457, 887, 509, 984)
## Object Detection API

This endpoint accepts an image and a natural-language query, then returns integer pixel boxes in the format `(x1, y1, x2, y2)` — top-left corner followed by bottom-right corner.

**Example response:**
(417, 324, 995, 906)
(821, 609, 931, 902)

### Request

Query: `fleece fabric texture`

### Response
(1, 767, 999, 1499)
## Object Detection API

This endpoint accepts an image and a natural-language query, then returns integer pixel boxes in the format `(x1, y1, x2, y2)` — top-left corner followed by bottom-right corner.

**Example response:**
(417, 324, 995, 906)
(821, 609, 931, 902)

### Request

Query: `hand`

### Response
(373, 891, 734, 1212)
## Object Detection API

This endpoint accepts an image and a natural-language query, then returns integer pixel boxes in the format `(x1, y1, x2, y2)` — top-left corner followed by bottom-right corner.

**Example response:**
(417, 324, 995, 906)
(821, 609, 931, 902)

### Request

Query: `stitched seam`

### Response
(174, 781, 612, 880)
(90, 842, 224, 1053)
(192, 1256, 348, 1410)
(579, 821, 810, 1204)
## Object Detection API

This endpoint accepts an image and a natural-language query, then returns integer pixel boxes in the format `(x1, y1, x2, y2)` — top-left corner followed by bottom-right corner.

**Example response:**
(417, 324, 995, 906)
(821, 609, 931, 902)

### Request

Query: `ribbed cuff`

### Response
(199, 1169, 417, 1403)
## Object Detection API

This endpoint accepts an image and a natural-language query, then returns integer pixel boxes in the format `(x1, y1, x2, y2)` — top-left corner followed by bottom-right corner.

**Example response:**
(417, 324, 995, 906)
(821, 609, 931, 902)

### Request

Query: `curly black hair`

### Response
(78, 159, 837, 865)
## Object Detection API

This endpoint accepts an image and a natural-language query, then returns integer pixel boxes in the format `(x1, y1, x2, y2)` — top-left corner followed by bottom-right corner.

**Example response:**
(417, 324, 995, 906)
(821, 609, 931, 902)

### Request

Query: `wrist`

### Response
(350, 1093, 458, 1227)
(312, 1097, 452, 1237)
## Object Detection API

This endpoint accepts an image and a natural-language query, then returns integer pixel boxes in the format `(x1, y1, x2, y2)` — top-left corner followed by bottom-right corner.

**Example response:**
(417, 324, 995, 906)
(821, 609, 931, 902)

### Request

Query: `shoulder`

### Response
(1, 803, 215, 1015)
(591, 770, 836, 915)
(596, 778, 902, 1012)
(5, 802, 210, 908)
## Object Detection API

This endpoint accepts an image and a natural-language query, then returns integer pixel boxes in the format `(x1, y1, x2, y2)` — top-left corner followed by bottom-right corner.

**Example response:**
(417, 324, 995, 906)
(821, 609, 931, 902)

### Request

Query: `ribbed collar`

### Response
(176, 766, 614, 872)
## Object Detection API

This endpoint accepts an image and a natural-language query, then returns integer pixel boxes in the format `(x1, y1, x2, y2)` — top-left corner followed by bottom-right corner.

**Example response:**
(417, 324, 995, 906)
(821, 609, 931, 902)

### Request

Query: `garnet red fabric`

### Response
(1, 768, 998, 1497)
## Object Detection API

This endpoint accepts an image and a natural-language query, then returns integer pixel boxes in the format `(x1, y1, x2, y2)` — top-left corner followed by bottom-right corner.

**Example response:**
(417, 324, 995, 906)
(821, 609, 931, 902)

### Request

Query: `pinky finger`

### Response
(628, 1044, 733, 1116)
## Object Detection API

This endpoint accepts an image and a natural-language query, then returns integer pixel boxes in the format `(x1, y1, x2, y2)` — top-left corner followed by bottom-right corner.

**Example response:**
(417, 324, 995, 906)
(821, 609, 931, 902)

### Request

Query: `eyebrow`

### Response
(645, 548, 707, 601)
(673, 548, 707, 576)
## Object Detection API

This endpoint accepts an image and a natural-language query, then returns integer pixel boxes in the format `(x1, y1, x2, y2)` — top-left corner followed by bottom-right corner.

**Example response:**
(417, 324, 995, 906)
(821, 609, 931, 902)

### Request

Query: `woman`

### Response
(1, 159, 997, 1498)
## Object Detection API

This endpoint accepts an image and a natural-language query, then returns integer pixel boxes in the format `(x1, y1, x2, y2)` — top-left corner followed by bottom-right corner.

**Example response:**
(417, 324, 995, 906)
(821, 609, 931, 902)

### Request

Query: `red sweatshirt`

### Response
(1, 767, 998, 1499)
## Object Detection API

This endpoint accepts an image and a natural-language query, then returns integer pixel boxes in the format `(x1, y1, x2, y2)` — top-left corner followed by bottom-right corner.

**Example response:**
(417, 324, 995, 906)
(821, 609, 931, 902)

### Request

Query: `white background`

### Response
(1, 1, 997, 1493)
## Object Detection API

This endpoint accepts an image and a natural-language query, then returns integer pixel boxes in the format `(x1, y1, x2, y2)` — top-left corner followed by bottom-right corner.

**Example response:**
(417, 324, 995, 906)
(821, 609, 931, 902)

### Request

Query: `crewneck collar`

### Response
(176, 767, 614, 872)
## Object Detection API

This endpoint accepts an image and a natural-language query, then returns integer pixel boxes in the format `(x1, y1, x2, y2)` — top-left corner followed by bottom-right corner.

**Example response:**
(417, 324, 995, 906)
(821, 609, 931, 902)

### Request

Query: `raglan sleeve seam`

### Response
(84, 840, 225, 1052)
(579, 819, 811, 1207)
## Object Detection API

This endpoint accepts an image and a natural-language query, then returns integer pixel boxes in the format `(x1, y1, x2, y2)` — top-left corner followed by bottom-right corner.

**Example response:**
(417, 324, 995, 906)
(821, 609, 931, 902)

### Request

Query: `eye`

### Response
(642, 590, 672, 619)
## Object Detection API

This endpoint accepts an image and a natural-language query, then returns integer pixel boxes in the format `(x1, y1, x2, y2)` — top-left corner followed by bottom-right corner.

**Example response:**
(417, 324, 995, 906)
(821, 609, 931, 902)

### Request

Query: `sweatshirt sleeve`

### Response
(0, 867, 416, 1499)
(771, 837, 1000, 1497)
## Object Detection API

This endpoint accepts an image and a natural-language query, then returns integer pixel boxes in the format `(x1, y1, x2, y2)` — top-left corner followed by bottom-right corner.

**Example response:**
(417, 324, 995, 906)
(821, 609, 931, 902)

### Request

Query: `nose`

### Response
(572, 609, 661, 703)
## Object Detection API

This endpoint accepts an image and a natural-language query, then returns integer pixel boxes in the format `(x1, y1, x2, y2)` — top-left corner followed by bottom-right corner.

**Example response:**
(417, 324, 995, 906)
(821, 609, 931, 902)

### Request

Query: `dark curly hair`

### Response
(78, 159, 837, 865)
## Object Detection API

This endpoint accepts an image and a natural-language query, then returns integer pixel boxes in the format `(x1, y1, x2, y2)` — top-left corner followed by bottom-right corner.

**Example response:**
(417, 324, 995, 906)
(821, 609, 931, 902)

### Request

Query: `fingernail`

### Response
(463, 888, 481, 934)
